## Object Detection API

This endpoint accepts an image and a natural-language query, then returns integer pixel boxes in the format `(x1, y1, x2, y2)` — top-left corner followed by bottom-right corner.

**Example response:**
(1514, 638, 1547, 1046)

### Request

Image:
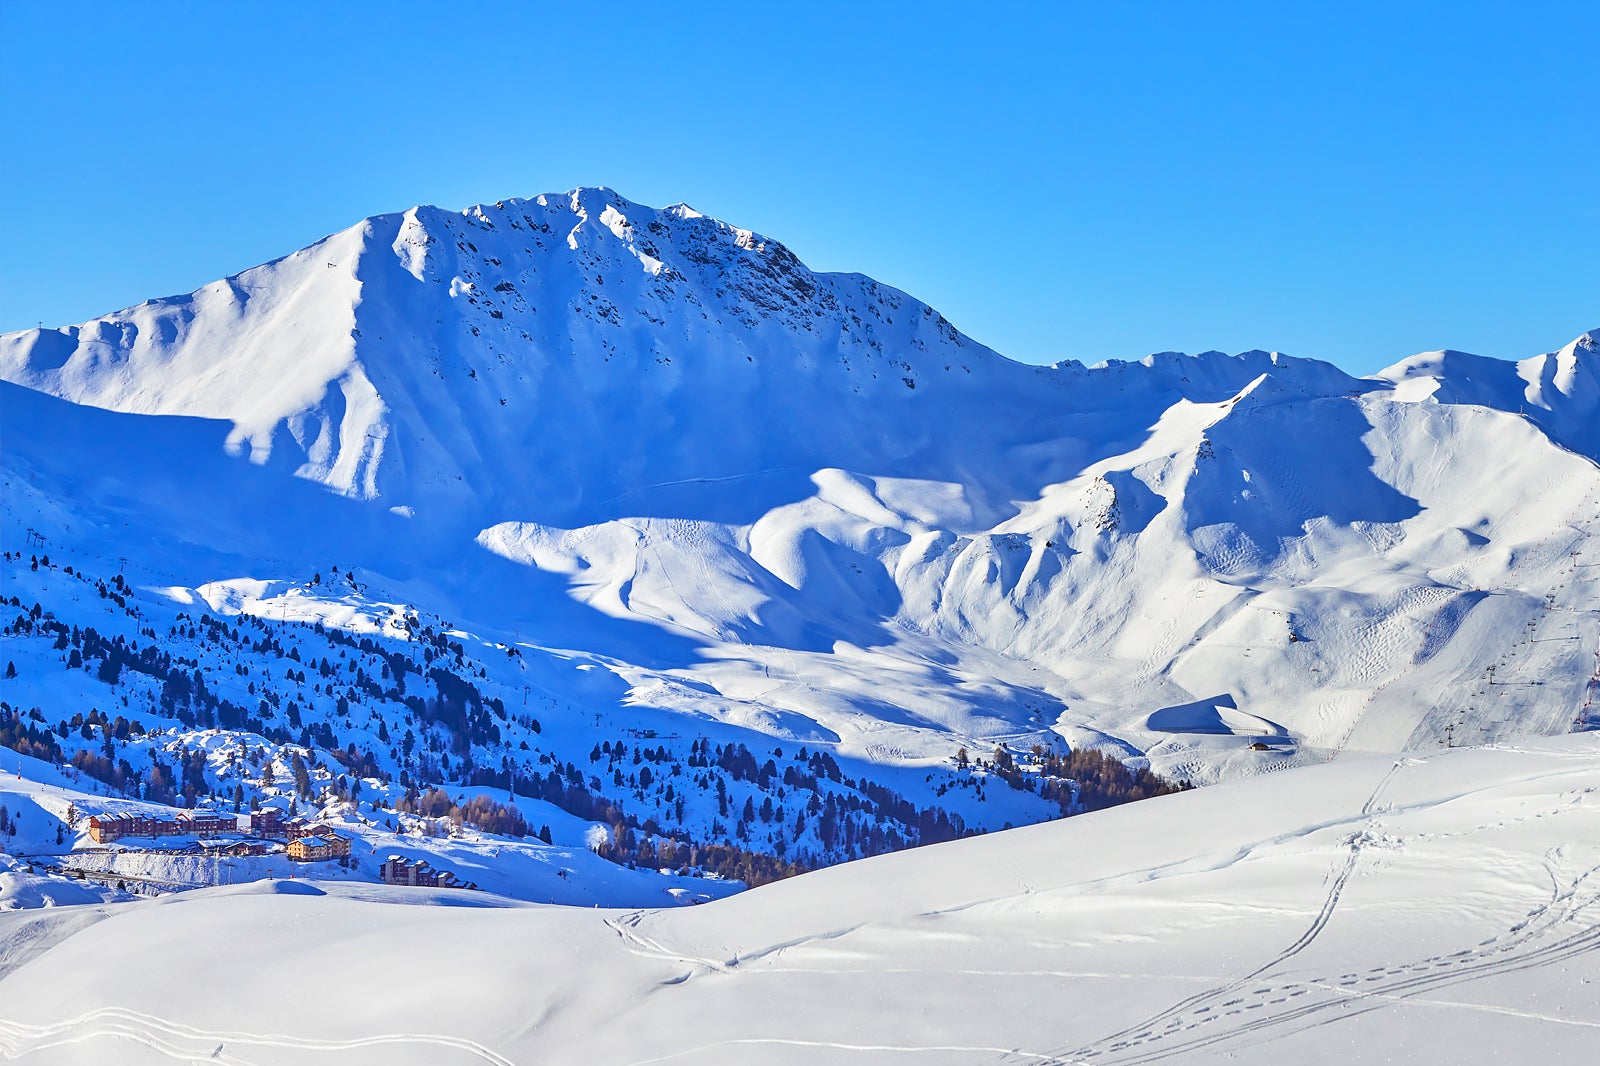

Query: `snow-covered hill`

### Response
(3, 735, 1596, 1065)
(1, 188, 1597, 887)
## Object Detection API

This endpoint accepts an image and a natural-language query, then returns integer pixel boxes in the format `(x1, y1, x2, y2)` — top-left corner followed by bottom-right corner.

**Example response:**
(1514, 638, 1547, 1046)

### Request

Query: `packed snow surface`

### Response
(2, 735, 1596, 1064)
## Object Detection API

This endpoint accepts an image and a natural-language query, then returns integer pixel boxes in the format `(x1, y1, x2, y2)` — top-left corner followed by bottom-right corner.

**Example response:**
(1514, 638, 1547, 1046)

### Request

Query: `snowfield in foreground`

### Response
(2, 735, 1596, 1065)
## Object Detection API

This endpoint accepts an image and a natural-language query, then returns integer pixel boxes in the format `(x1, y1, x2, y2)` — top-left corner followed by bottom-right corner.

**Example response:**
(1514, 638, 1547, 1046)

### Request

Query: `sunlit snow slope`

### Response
(2, 188, 1597, 784)
(2, 735, 1596, 1065)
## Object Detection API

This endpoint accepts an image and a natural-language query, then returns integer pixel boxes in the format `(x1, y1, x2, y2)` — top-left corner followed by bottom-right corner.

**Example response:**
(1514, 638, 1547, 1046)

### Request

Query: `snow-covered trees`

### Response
(290, 752, 311, 799)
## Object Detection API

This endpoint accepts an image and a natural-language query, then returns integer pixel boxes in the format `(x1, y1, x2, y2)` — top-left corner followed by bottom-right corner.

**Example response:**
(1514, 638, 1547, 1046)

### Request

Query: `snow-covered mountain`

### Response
(1, 188, 1597, 876)
(2, 189, 1598, 1060)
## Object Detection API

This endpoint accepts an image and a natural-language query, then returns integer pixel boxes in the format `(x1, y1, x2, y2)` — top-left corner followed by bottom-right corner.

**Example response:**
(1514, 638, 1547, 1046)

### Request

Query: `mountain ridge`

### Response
(2, 188, 1596, 806)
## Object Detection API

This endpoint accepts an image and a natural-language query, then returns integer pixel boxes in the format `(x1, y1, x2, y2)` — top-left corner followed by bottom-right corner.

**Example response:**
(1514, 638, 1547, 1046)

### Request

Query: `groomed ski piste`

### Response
(1, 734, 1596, 1064)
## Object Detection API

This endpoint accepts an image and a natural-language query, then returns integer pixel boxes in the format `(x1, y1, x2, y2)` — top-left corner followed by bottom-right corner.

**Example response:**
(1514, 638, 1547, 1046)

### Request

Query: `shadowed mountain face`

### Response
(2, 188, 1597, 787)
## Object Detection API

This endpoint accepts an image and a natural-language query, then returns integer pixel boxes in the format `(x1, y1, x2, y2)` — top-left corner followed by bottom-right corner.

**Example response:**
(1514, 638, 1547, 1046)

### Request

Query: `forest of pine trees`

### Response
(1, 554, 1190, 892)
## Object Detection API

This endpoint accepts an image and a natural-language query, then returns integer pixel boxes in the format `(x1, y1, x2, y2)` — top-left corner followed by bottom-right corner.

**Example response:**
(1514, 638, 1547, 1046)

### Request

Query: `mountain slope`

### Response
(3, 735, 1596, 1064)
(2, 187, 1597, 811)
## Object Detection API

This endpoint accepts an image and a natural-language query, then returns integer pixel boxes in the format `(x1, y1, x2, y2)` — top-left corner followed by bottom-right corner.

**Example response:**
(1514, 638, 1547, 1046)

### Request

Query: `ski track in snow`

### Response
(617, 1037, 1058, 1065)
(1, 739, 1596, 1064)
(1052, 757, 1600, 1065)
(1075, 917, 1600, 1066)
(0, 1006, 517, 1066)
(1061, 759, 1406, 1059)
(604, 909, 736, 975)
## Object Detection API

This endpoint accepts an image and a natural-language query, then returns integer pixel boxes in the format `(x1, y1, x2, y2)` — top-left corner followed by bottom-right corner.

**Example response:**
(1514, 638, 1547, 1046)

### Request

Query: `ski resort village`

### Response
(2, 540, 1179, 907)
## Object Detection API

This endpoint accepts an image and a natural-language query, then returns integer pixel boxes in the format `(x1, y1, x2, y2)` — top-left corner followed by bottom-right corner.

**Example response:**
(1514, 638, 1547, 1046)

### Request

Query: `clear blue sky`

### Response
(2, 0, 1594, 375)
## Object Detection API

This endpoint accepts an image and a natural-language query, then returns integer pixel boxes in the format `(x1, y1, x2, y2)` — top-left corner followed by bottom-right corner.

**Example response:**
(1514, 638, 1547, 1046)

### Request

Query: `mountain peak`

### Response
(2, 189, 1598, 827)
(3, 189, 1594, 529)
